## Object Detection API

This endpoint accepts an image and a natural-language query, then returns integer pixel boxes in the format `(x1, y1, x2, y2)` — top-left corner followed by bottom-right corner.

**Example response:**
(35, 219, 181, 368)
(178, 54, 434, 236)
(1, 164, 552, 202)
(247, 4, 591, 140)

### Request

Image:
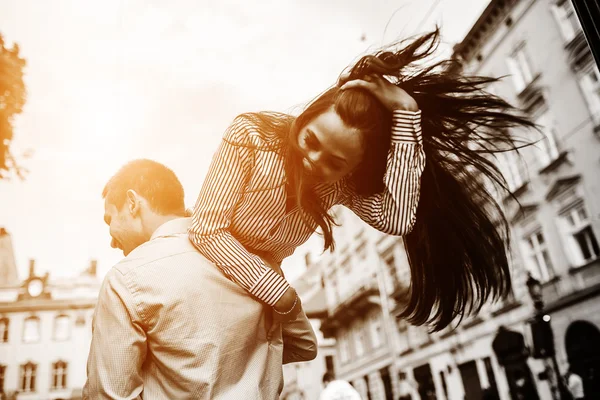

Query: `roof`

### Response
(453, 0, 519, 62)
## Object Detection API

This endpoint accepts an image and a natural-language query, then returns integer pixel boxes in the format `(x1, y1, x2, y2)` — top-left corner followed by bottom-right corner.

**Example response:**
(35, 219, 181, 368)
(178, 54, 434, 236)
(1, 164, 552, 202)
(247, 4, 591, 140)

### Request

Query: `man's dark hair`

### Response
(322, 371, 335, 384)
(102, 159, 186, 216)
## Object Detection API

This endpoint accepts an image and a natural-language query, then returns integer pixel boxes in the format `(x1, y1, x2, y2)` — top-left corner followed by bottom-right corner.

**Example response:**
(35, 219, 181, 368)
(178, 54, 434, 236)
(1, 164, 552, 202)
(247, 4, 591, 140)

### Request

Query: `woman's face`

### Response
(297, 107, 365, 184)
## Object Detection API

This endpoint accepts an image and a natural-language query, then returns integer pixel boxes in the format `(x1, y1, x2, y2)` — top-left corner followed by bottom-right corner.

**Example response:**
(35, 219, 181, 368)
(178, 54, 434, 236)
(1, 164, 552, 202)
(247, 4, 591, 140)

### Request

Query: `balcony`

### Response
(321, 281, 380, 338)
(389, 280, 411, 318)
(565, 30, 593, 72)
(517, 73, 544, 114)
(543, 257, 600, 313)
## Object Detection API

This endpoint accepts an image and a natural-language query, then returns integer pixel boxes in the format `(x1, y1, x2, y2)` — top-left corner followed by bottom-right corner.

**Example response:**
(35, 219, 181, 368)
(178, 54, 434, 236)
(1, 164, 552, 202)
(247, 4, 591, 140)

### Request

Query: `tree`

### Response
(0, 33, 27, 179)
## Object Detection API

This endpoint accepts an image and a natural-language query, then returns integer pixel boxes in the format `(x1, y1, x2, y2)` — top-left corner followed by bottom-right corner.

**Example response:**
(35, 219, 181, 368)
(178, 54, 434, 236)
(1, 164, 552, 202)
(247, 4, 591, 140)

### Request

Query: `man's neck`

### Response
(145, 214, 183, 239)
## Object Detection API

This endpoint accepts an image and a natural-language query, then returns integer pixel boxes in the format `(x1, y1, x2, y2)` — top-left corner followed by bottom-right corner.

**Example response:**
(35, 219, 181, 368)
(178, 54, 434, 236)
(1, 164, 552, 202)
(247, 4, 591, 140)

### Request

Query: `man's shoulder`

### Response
(107, 235, 243, 296)
(111, 235, 198, 277)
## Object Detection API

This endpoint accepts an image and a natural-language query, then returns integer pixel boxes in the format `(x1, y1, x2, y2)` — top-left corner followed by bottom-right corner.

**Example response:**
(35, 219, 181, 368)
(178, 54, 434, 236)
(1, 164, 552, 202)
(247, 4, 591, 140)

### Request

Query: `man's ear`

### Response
(126, 190, 142, 217)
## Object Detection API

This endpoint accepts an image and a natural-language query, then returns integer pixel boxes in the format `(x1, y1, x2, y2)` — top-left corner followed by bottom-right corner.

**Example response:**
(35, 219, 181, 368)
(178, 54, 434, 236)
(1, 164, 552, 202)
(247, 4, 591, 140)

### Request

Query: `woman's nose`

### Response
(306, 150, 322, 165)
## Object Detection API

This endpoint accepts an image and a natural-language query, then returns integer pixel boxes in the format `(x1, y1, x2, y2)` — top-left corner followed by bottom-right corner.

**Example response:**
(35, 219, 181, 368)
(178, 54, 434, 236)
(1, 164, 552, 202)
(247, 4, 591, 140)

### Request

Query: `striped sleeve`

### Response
(188, 117, 290, 307)
(340, 109, 426, 236)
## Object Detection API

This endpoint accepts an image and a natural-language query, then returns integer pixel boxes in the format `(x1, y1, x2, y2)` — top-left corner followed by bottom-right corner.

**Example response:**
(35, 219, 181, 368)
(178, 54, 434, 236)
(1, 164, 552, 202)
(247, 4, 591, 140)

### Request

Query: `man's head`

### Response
(322, 371, 335, 387)
(102, 159, 186, 256)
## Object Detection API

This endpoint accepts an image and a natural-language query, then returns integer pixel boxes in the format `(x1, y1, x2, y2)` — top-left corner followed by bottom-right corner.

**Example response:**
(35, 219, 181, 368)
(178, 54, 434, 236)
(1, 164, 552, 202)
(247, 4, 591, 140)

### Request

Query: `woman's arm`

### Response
(341, 110, 425, 235)
(338, 76, 426, 235)
(188, 116, 292, 308)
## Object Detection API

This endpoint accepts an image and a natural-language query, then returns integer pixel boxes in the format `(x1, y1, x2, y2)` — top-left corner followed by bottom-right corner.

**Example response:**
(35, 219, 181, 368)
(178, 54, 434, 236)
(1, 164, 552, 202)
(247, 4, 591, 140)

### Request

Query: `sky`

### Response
(0, 0, 490, 282)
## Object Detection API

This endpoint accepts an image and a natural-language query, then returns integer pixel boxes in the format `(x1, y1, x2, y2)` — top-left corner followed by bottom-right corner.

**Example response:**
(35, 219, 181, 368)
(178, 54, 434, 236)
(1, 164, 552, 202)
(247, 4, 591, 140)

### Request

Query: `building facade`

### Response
(291, 1, 600, 399)
(317, 208, 412, 400)
(0, 241, 100, 400)
(312, 207, 551, 400)
(453, 0, 600, 397)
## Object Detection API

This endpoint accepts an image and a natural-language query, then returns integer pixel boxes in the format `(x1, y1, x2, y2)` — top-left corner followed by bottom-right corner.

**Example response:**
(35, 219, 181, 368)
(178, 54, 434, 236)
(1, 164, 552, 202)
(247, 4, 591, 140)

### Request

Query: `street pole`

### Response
(527, 273, 562, 400)
(551, 354, 563, 400)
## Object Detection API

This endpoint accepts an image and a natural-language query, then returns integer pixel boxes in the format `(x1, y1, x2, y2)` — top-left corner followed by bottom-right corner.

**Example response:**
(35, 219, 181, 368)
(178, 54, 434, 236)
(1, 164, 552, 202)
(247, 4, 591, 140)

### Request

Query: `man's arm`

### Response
(83, 268, 147, 399)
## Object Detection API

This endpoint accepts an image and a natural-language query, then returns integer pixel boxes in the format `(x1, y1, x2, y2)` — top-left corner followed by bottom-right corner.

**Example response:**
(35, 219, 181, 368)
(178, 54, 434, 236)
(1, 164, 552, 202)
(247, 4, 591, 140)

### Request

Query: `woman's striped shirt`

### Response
(189, 109, 425, 307)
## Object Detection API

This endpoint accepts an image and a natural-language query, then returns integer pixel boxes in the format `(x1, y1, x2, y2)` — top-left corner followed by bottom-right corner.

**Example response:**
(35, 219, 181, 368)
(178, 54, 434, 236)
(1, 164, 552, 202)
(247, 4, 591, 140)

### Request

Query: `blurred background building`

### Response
(281, 254, 335, 400)
(0, 228, 100, 400)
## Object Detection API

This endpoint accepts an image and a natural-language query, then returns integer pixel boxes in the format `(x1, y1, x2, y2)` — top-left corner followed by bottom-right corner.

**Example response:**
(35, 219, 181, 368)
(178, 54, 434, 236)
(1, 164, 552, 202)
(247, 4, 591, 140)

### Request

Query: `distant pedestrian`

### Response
(564, 366, 584, 400)
(319, 371, 362, 400)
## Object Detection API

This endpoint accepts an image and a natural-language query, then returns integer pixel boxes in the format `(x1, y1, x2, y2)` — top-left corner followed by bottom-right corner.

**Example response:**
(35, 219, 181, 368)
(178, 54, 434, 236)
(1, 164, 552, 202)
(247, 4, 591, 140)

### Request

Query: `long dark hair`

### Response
(245, 28, 535, 330)
(339, 28, 536, 330)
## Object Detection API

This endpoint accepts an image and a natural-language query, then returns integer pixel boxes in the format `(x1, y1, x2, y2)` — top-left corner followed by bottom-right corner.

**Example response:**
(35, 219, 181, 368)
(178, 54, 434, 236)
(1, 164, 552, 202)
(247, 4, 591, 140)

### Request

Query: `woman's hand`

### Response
(273, 287, 302, 322)
(264, 257, 301, 322)
(339, 74, 419, 112)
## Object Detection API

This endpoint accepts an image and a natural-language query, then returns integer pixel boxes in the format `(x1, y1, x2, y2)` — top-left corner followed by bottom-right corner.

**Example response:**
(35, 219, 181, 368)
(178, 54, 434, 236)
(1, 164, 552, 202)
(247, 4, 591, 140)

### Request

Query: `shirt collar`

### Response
(150, 217, 191, 240)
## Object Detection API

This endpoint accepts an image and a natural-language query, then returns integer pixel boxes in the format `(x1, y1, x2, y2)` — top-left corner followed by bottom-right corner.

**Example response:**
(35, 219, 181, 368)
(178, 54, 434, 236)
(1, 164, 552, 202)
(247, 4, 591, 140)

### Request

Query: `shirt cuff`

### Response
(250, 267, 290, 306)
(391, 109, 422, 144)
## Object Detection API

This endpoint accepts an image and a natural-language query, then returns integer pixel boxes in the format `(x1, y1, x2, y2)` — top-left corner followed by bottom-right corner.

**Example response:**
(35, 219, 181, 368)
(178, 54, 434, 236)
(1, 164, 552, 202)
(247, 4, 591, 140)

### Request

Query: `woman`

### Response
(189, 29, 534, 330)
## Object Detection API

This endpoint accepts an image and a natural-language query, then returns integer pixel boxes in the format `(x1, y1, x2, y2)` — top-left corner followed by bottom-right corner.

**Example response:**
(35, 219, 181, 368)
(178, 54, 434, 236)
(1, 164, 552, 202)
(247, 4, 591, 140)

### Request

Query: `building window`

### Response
(53, 315, 71, 341)
(354, 327, 365, 358)
(0, 318, 8, 343)
(439, 371, 449, 400)
(339, 332, 351, 364)
(496, 151, 527, 192)
(370, 316, 384, 349)
(0, 365, 6, 393)
(383, 251, 395, 273)
(523, 230, 556, 282)
(382, 249, 403, 291)
(559, 202, 600, 265)
(51, 361, 68, 390)
(329, 277, 339, 306)
(484, 357, 499, 394)
(341, 257, 352, 275)
(578, 65, 600, 126)
(364, 374, 373, 400)
(356, 242, 367, 261)
(20, 362, 37, 392)
(504, 247, 520, 300)
(507, 45, 535, 93)
(534, 111, 560, 167)
(23, 316, 41, 343)
(551, 0, 581, 42)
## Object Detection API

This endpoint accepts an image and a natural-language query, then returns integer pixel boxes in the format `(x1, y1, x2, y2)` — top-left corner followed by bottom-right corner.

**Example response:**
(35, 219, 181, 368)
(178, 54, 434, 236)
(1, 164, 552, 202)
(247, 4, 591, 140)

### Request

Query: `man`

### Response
(319, 371, 362, 400)
(84, 159, 317, 399)
(565, 368, 585, 400)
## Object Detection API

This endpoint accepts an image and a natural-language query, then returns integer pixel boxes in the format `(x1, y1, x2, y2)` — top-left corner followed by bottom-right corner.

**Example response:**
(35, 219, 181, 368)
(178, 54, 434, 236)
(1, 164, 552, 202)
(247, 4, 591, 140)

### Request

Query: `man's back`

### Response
(84, 219, 284, 399)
